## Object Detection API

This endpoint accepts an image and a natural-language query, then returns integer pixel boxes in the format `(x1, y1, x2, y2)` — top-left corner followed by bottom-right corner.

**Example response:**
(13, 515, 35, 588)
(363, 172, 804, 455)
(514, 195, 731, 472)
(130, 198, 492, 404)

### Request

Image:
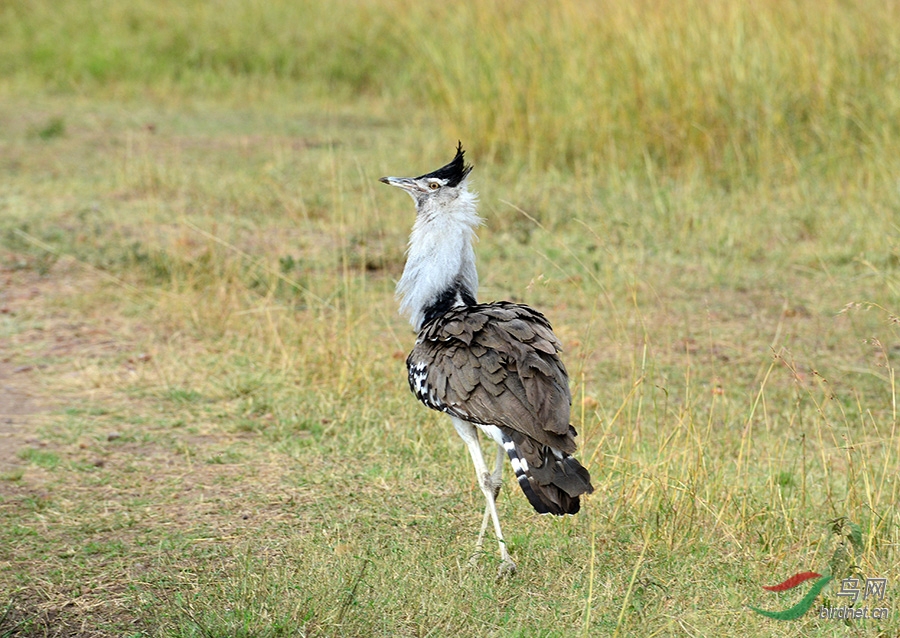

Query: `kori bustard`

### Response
(380, 143, 593, 576)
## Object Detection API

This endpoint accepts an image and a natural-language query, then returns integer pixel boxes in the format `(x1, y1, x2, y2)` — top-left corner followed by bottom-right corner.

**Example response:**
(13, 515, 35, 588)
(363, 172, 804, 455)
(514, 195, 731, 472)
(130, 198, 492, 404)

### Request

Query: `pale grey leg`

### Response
(452, 418, 516, 577)
(474, 444, 505, 557)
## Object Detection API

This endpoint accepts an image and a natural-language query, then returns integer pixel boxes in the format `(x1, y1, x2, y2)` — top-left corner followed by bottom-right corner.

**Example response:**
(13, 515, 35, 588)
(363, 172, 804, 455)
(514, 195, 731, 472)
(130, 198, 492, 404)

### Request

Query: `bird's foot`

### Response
(497, 559, 517, 579)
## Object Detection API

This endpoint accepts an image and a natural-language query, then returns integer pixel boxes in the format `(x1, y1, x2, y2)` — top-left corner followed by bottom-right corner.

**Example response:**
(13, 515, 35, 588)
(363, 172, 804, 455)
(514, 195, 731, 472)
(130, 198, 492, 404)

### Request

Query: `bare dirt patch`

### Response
(1, 265, 52, 476)
(0, 364, 41, 476)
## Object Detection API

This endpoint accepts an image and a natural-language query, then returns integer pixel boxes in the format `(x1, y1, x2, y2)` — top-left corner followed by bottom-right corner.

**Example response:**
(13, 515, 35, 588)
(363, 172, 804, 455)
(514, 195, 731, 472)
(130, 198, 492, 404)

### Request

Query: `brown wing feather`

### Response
(409, 301, 575, 452)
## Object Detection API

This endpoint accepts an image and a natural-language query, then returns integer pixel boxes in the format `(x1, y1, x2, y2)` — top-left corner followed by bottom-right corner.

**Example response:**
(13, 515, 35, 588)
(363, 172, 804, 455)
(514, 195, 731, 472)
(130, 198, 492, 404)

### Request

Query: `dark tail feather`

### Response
(503, 434, 594, 516)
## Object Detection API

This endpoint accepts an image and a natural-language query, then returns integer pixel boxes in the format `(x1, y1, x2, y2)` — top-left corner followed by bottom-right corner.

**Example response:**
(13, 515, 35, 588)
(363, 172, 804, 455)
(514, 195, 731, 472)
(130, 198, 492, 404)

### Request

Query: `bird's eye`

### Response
(429, 182, 440, 190)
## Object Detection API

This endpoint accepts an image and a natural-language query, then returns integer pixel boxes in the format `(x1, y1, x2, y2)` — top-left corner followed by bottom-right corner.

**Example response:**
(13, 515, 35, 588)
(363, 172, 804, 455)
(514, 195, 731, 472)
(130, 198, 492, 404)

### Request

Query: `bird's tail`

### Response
(503, 431, 594, 516)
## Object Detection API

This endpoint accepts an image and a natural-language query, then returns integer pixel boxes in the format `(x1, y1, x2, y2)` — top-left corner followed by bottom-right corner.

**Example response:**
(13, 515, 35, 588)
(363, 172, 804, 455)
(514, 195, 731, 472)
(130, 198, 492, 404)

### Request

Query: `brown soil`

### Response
(0, 365, 38, 473)
(0, 268, 48, 476)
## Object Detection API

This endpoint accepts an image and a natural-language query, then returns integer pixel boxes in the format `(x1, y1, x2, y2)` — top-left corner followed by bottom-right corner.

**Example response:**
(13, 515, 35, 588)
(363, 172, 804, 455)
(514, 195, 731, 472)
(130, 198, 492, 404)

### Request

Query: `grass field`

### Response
(1, 0, 899, 636)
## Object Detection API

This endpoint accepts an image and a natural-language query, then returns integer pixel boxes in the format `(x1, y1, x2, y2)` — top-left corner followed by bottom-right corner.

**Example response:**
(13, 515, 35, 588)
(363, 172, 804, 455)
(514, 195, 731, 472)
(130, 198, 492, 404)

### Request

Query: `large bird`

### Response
(381, 143, 593, 576)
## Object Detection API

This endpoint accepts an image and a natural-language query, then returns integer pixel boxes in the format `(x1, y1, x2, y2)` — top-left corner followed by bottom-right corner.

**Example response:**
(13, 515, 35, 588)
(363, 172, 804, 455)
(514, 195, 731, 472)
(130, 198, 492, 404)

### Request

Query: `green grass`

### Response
(1, 0, 899, 636)
(3, 0, 899, 186)
(16, 448, 61, 470)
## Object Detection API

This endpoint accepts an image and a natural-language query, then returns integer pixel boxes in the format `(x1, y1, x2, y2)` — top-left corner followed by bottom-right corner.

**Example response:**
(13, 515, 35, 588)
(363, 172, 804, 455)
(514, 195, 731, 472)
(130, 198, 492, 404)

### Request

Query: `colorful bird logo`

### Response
(750, 571, 833, 620)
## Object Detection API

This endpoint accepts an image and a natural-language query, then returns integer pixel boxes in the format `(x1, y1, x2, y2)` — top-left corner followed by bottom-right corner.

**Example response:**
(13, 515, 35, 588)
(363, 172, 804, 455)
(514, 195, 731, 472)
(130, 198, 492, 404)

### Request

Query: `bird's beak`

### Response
(379, 176, 419, 193)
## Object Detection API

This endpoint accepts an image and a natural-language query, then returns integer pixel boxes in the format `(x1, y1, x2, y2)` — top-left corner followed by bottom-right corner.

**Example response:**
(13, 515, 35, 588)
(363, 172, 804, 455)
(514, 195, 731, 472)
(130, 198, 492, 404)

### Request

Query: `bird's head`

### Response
(380, 141, 474, 213)
(381, 142, 481, 330)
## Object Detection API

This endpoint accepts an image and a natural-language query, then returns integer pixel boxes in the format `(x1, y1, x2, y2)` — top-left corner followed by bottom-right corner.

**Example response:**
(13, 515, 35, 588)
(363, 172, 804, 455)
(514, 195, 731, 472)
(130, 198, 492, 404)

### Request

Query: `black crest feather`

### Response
(417, 141, 473, 187)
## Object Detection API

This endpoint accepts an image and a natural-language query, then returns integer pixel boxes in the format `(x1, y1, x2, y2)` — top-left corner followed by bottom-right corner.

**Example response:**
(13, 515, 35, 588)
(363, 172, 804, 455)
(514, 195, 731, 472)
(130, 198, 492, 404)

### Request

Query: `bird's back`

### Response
(407, 301, 593, 514)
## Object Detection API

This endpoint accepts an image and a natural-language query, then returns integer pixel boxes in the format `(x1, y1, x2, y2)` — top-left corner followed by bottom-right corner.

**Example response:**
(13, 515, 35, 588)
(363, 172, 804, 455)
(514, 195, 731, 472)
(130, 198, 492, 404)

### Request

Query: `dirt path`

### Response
(0, 265, 48, 476)
(0, 259, 122, 475)
(0, 363, 41, 475)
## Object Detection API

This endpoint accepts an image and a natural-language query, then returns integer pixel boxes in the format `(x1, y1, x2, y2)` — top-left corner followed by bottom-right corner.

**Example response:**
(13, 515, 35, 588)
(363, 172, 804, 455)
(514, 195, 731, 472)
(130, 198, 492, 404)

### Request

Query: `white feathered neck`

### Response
(396, 184, 481, 331)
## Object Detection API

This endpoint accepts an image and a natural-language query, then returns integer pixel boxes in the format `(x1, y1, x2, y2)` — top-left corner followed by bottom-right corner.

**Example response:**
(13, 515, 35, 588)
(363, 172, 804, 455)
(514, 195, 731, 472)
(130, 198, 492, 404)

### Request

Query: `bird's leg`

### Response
(474, 444, 505, 558)
(452, 419, 516, 577)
